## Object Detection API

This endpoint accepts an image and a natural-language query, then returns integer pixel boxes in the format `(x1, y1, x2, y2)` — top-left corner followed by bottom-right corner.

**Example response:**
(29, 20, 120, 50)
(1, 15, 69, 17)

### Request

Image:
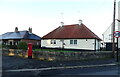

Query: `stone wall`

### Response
(2, 49, 113, 61)
(32, 51, 113, 61)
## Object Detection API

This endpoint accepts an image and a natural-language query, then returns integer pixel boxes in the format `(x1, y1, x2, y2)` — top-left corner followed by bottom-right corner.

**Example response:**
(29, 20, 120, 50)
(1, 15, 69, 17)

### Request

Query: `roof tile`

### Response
(0, 31, 41, 40)
(42, 24, 101, 40)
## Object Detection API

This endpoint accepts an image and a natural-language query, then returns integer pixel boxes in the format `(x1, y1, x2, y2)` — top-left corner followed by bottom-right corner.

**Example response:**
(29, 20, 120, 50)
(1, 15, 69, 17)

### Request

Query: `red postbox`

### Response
(28, 43, 33, 59)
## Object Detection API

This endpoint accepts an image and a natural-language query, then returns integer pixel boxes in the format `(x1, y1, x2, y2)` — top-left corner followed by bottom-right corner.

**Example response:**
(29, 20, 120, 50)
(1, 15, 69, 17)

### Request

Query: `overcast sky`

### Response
(0, 0, 119, 38)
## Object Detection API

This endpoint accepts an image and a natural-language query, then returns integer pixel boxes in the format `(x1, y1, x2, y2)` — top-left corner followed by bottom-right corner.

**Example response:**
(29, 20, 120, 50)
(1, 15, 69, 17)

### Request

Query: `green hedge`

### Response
(17, 41, 27, 50)
(2, 45, 17, 49)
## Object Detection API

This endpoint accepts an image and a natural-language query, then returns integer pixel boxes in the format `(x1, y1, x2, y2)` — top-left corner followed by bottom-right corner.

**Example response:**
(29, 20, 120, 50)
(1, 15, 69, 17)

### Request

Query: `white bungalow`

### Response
(41, 21, 101, 51)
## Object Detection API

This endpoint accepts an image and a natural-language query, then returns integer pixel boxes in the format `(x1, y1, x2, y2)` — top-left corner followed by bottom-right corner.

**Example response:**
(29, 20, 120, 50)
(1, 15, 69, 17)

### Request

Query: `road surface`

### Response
(2, 56, 120, 77)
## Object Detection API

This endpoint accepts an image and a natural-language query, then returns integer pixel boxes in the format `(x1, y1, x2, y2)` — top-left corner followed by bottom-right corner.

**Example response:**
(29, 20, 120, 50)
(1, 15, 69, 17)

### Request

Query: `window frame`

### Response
(70, 40, 77, 45)
(74, 40, 77, 44)
(51, 40, 56, 44)
(70, 40, 73, 44)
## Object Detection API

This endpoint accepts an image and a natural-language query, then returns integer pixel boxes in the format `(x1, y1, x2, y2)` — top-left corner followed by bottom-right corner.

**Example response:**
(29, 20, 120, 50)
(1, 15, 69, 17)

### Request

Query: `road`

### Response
(2, 56, 120, 77)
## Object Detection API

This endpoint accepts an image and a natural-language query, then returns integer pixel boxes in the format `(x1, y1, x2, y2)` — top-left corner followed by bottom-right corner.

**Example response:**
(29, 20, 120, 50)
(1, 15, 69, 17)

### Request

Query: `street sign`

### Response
(114, 31, 120, 38)
(114, 31, 120, 62)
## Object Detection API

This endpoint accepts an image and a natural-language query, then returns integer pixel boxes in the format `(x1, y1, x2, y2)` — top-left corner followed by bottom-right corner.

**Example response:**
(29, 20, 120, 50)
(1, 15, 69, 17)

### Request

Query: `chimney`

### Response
(15, 27, 18, 32)
(29, 27, 32, 33)
(78, 19, 82, 25)
(61, 22, 64, 26)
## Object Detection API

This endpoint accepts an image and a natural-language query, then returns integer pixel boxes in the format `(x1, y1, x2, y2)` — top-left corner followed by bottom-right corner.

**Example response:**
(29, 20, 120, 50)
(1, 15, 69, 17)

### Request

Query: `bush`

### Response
(17, 41, 27, 50)
(2, 44, 6, 48)
(0, 44, 2, 48)
(8, 45, 17, 49)
(33, 45, 40, 49)
(2, 44, 21, 49)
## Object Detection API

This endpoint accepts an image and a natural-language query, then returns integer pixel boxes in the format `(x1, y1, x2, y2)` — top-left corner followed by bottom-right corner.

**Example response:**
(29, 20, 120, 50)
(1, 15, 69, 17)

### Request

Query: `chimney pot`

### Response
(79, 19, 82, 25)
(29, 27, 32, 33)
(15, 27, 18, 32)
(61, 22, 64, 26)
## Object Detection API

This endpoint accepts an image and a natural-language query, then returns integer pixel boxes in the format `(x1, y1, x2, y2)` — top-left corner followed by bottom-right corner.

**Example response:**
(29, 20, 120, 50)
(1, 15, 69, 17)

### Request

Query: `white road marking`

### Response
(4, 63, 117, 72)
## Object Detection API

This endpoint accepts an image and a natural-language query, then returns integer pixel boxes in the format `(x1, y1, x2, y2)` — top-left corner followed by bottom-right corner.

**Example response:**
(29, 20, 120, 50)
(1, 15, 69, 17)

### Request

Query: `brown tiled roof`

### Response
(42, 24, 101, 40)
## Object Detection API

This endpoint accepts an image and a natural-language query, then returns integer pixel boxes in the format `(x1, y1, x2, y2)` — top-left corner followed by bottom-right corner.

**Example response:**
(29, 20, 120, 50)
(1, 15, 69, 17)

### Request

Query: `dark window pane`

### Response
(70, 40, 73, 44)
(51, 40, 53, 44)
(10, 42, 12, 45)
(74, 40, 77, 44)
(54, 40, 56, 44)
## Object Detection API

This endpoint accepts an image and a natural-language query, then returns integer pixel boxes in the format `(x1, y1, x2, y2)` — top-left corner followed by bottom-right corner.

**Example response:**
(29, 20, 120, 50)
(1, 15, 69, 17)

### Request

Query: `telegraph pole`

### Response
(117, 37, 118, 62)
(112, 0, 116, 58)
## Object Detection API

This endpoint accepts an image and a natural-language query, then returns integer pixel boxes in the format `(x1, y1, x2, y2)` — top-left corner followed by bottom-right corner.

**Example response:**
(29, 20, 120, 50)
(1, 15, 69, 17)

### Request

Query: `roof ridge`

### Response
(63, 24, 79, 26)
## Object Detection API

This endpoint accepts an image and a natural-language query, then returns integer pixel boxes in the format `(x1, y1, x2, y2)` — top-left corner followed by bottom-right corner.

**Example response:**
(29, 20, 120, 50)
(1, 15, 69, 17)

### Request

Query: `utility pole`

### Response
(117, 37, 118, 62)
(112, 0, 116, 58)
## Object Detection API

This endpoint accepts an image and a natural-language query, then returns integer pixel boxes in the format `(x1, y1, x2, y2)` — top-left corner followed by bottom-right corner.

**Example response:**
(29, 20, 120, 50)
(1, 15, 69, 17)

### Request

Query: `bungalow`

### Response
(0, 27, 41, 48)
(41, 21, 101, 51)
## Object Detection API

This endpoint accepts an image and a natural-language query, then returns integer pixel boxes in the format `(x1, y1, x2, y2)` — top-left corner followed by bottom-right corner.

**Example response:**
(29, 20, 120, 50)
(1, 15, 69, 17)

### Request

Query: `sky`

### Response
(0, 0, 119, 39)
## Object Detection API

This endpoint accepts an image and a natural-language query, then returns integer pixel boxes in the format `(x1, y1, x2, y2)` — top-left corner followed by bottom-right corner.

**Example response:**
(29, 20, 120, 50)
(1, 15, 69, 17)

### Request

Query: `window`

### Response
(109, 34, 112, 40)
(14, 42, 16, 45)
(70, 40, 77, 45)
(16, 42, 18, 45)
(70, 40, 73, 44)
(37, 42, 39, 45)
(10, 41, 12, 45)
(74, 40, 77, 44)
(51, 41, 52, 44)
(53, 40, 56, 44)
(51, 40, 56, 44)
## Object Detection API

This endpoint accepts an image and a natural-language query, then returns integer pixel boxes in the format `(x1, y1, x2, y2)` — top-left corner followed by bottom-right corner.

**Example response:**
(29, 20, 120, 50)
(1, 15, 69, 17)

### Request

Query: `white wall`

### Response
(41, 39, 100, 50)
(103, 23, 112, 43)
(65, 39, 95, 50)
(103, 22, 118, 43)
(96, 39, 101, 50)
(118, 1, 120, 48)
(41, 39, 61, 48)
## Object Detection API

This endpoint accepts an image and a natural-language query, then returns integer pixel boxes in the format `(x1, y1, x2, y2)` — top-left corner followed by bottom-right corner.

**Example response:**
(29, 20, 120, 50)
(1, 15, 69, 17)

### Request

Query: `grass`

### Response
(33, 49, 74, 52)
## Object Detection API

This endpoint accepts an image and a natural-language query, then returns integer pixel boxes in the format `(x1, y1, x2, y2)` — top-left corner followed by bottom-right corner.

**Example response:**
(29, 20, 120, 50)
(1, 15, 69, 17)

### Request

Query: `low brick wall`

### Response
(2, 49, 113, 61)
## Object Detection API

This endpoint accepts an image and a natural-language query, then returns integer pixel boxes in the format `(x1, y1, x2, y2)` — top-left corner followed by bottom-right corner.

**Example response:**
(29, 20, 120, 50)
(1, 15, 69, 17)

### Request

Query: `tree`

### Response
(17, 41, 27, 51)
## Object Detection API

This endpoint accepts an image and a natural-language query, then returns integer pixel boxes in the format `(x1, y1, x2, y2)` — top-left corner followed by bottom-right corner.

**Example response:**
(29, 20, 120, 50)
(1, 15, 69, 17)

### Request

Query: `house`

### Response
(0, 27, 41, 48)
(102, 22, 118, 51)
(102, 1, 120, 51)
(41, 21, 101, 51)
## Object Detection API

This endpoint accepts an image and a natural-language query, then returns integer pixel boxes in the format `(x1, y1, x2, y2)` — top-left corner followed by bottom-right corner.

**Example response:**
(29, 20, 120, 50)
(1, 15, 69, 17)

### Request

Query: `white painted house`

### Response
(102, 22, 118, 43)
(41, 22, 101, 51)
(102, 21, 118, 51)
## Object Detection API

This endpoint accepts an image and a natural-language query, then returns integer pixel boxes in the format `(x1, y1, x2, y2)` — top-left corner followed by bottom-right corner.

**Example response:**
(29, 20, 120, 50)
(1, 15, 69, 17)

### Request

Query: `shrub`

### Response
(33, 45, 40, 49)
(17, 41, 27, 50)
(8, 45, 17, 49)
(0, 44, 2, 48)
